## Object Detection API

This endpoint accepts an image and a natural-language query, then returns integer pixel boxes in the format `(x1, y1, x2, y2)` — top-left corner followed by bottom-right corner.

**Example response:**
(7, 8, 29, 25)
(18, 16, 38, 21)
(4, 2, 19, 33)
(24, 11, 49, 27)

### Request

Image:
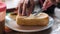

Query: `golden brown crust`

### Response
(16, 13, 49, 26)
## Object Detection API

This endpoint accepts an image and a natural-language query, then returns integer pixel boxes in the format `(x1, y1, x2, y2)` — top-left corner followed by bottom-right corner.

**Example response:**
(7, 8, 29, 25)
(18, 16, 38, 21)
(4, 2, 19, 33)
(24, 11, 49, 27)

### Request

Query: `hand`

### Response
(18, 0, 34, 16)
(42, 0, 54, 10)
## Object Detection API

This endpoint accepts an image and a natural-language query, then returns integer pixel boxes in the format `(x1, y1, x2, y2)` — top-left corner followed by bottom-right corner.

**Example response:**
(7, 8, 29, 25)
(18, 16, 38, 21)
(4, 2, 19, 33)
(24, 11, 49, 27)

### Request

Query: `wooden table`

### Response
(5, 9, 60, 34)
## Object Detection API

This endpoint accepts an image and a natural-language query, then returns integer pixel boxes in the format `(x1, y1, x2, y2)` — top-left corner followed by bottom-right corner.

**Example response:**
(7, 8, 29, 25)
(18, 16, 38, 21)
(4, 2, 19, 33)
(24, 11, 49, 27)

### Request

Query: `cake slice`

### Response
(16, 13, 49, 26)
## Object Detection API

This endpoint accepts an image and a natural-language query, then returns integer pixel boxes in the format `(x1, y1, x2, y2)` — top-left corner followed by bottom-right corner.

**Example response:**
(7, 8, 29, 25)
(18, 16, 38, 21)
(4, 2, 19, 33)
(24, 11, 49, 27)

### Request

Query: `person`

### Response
(5, 0, 60, 32)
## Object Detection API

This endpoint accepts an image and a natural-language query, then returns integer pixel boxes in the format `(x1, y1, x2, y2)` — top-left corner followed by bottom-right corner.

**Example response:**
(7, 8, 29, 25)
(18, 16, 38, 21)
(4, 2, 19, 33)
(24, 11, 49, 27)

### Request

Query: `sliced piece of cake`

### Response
(16, 13, 49, 26)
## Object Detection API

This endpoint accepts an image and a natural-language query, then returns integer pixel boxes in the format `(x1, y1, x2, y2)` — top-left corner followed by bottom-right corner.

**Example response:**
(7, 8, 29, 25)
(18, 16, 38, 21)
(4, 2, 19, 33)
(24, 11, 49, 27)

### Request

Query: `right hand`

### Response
(42, 0, 60, 11)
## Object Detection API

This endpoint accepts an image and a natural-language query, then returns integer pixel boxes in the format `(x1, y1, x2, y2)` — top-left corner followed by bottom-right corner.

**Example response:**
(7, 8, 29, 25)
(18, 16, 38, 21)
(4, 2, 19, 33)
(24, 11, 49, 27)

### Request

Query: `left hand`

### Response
(42, 0, 53, 10)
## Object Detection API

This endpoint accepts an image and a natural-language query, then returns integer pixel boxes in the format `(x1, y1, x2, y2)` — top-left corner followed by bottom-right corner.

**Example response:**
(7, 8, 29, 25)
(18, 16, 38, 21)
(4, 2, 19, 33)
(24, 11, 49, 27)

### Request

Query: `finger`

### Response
(45, 0, 53, 8)
(22, 0, 28, 16)
(42, 0, 53, 10)
(46, 1, 53, 7)
(18, 0, 24, 16)
(27, 0, 35, 16)
(42, 0, 48, 10)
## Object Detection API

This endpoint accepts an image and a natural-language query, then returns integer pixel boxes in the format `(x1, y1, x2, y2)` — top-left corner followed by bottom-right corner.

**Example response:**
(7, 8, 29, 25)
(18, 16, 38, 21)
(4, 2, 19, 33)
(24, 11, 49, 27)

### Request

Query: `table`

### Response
(5, 9, 60, 34)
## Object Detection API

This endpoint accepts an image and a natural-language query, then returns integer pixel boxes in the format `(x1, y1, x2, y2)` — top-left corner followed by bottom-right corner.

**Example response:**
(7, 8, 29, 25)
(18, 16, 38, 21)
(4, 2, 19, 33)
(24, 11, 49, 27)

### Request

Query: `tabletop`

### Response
(5, 9, 60, 34)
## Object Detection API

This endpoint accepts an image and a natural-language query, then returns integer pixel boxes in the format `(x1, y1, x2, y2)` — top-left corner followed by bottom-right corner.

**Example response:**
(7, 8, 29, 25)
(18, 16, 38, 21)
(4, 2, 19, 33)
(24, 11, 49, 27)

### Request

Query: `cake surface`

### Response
(16, 13, 49, 26)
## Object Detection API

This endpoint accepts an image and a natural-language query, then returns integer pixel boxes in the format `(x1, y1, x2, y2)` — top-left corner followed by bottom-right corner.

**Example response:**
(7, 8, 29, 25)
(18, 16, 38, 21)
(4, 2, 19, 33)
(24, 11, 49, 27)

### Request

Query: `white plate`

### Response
(4, 0, 20, 9)
(5, 16, 54, 32)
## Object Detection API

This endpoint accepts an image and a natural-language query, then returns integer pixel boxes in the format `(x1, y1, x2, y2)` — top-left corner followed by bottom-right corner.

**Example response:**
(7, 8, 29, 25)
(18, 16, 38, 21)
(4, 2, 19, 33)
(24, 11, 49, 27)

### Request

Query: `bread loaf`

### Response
(16, 13, 49, 26)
